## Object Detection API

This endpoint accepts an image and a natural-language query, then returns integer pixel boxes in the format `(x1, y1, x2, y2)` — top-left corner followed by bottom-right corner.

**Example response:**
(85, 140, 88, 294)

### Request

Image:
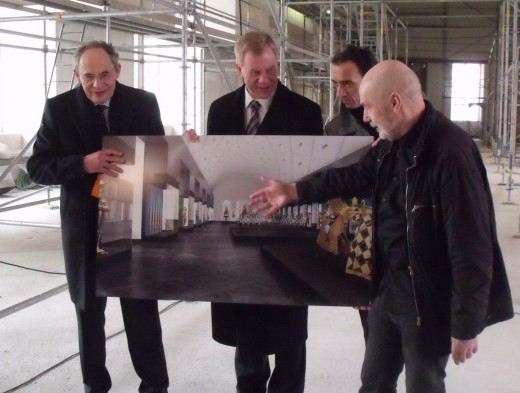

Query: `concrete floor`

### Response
(1, 146, 519, 393)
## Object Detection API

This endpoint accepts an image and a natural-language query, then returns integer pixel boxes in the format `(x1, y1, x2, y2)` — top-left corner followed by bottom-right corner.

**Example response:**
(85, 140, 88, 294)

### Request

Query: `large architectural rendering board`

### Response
(96, 135, 373, 306)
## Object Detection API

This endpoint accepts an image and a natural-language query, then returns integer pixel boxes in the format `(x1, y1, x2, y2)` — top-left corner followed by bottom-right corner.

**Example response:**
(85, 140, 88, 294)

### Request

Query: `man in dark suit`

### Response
(27, 41, 169, 393)
(207, 31, 323, 393)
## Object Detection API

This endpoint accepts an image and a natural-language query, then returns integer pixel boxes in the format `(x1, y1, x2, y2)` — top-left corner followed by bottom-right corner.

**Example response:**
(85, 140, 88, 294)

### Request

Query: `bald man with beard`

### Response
(249, 60, 513, 393)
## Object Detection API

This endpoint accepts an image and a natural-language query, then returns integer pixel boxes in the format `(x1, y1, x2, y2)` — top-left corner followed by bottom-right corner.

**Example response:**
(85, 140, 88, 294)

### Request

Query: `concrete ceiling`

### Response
(0, 0, 502, 63)
(290, 0, 501, 63)
(386, 0, 500, 62)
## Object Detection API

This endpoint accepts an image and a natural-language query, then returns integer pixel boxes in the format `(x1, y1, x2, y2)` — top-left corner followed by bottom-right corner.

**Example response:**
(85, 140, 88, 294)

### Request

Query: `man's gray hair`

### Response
(74, 41, 119, 69)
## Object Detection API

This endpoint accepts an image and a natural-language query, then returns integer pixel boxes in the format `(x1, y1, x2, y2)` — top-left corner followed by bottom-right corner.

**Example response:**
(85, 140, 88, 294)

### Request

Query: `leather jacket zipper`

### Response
(405, 156, 422, 327)
(372, 146, 393, 288)
(411, 204, 437, 213)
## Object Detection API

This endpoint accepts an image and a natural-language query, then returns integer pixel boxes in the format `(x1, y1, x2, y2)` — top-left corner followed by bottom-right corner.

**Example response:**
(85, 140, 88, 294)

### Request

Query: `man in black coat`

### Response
(207, 31, 323, 393)
(324, 45, 378, 140)
(251, 60, 514, 393)
(27, 41, 169, 393)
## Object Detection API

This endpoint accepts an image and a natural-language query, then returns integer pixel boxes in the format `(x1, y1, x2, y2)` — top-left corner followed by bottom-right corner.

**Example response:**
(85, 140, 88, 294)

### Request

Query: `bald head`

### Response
(363, 60, 423, 101)
(360, 60, 425, 141)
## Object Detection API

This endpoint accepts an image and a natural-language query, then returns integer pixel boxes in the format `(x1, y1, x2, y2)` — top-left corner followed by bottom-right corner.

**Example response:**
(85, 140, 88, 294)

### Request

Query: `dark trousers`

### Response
(235, 343, 306, 393)
(359, 295, 449, 393)
(359, 309, 369, 343)
(75, 297, 169, 393)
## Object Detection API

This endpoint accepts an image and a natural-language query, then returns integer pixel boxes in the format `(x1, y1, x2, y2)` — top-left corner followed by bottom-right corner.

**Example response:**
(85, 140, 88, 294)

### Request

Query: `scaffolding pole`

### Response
(489, 0, 520, 237)
(506, 0, 518, 203)
(182, 0, 189, 133)
(284, 0, 407, 121)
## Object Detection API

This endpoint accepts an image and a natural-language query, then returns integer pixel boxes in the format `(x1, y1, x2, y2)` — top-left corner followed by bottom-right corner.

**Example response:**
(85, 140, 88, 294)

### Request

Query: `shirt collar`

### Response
(95, 99, 111, 108)
(244, 88, 274, 111)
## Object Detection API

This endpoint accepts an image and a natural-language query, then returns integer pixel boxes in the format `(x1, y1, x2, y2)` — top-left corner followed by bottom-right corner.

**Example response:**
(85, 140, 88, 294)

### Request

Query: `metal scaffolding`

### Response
(488, 0, 519, 205)
(0, 0, 508, 133)
(0, 0, 517, 226)
(0, 1, 408, 155)
(278, 0, 408, 122)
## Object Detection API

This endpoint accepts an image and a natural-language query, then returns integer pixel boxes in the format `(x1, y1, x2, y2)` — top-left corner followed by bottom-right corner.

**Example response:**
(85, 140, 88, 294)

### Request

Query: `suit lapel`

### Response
(233, 86, 246, 134)
(107, 81, 124, 136)
(257, 82, 286, 135)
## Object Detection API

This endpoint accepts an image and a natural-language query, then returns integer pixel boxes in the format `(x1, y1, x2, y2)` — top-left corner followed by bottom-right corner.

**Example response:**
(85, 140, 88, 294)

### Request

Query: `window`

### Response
(450, 63, 484, 121)
(0, 7, 56, 138)
(136, 36, 203, 135)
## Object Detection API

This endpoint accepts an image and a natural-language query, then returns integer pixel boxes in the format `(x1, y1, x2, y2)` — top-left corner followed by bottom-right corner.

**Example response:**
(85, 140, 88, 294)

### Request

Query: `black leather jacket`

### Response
(297, 101, 514, 355)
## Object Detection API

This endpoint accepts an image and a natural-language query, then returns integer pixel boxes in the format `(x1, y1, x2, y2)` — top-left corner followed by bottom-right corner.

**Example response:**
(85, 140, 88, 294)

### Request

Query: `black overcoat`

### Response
(27, 82, 164, 310)
(207, 82, 323, 353)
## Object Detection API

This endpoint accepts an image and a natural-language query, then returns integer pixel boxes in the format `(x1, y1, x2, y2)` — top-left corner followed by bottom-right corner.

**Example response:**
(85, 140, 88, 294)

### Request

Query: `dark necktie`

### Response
(245, 100, 261, 135)
(95, 104, 109, 134)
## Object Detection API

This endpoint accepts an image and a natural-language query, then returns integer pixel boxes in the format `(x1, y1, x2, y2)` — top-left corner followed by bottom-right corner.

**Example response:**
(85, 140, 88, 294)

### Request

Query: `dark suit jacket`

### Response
(207, 81, 323, 136)
(207, 82, 323, 353)
(27, 81, 164, 310)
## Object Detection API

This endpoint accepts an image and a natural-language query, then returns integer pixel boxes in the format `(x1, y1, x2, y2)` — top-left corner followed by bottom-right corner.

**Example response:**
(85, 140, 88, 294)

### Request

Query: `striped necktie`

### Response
(245, 100, 261, 135)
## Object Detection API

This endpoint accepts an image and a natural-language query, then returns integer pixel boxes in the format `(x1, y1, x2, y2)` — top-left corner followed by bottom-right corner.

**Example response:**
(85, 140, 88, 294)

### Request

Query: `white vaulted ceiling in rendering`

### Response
(186, 135, 373, 189)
